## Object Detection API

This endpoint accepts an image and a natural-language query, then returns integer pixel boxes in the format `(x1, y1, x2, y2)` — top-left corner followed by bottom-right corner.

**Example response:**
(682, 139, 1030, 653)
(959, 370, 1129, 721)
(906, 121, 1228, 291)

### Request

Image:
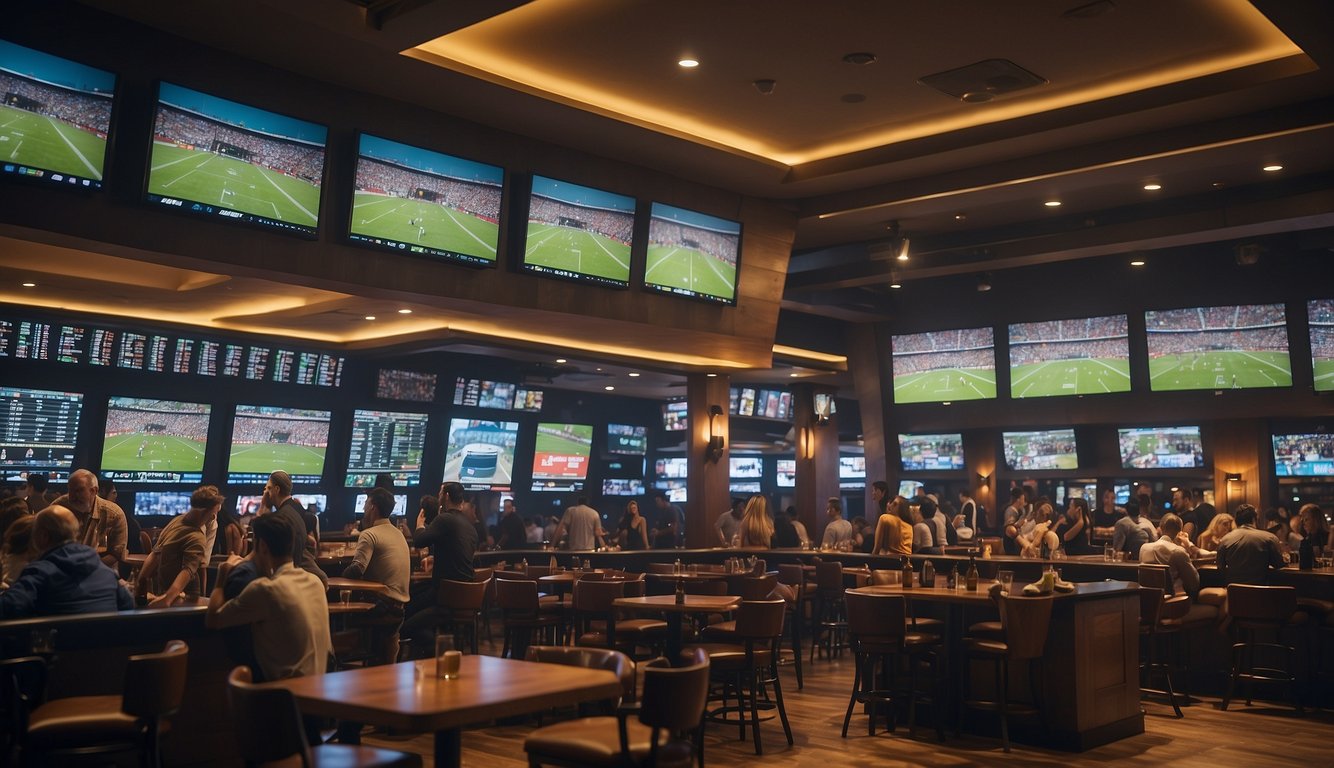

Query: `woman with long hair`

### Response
(1197, 512, 1235, 552)
(215, 501, 245, 556)
(739, 495, 774, 548)
(1298, 503, 1329, 553)
(617, 500, 648, 550)
(872, 495, 912, 556)
(1054, 497, 1095, 554)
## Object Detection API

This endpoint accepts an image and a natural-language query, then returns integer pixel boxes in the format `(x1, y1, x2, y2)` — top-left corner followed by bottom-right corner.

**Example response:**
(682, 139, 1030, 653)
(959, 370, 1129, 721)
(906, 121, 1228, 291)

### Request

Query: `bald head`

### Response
(67, 469, 99, 514)
(34, 505, 79, 553)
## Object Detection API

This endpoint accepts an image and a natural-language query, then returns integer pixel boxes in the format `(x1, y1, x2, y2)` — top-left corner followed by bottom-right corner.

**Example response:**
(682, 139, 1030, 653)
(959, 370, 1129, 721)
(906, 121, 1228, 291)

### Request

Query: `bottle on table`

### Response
(902, 556, 913, 589)
(946, 564, 957, 590)
(922, 559, 935, 588)
(674, 576, 686, 605)
(1299, 536, 1314, 571)
(965, 556, 979, 592)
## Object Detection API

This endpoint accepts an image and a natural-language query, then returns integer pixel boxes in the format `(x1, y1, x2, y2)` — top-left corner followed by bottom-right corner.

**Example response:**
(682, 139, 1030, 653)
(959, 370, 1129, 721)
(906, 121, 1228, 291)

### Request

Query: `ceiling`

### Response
(26, 0, 1334, 394)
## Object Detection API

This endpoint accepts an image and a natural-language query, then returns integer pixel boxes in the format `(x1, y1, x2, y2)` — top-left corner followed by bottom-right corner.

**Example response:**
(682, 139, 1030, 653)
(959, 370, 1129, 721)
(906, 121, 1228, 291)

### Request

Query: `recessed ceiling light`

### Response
(1143, 183, 1161, 191)
(678, 58, 699, 68)
(789, 372, 800, 377)
(595, 367, 603, 372)
(841, 52, 877, 65)
(363, 315, 376, 320)
(889, 281, 902, 289)
(942, 401, 951, 406)
(1263, 164, 1283, 172)
(604, 385, 615, 391)
(628, 372, 640, 377)
(706, 373, 717, 378)
(555, 358, 567, 364)
(21, 282, 36, 288)
(954, 214, 967, 221)
(1130, 260, 1146, 267)
(1044, 200, 1062, 207)
(397, 308, 411, 314)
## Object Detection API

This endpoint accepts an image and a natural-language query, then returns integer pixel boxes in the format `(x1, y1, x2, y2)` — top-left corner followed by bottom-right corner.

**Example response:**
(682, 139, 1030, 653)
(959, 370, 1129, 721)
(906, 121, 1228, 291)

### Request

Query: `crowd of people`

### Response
(1146, 326, 1290, 356)
(891, 346, 994, 375)
(646, 218, 740, 264)
(354, 157, 502, 221)
(229, 414, 329, 448)
(0, 71, 111, 135)
(1007, 337, 1127, 366)
(154, 106, 324, 183)
(527, 195, 634, 244)
(103, 401, 210, 442)
(893, 328, 993, 354)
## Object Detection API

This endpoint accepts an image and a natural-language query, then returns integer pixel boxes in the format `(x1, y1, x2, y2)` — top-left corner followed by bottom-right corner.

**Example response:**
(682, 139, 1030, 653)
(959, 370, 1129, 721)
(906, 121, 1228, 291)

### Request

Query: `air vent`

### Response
(918, 59, 1048, 103)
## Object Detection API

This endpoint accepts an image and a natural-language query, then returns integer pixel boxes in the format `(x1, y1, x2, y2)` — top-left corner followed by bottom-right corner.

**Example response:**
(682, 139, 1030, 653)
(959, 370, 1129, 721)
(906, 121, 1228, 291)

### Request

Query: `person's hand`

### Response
(217, 554, 243, 584)
(147, 593, 175, 609)
(416, 509, 426, 531)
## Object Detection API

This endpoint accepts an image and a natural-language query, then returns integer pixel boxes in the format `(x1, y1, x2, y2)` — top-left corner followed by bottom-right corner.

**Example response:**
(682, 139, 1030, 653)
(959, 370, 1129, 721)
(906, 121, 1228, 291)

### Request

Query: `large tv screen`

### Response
(839, 456, 866, 479)
(376, 369, 437, 402)
(353, 492, 408, 517)
(602, 478, 646, 496)
(662, 401, 688, 431)
(0, 386, 83, 482)
(1273, 433, 1334, 477)
(891, 327, 996, 404)
(531, 423, 593, 491)
(1145, 304, 1291, 391)
(607, 423, 647, 455)
(101, 397, 211, 484)
(522, 175, 634, 288)
(899, 433, 965, 471)
(655, 457, 688, 480)
(1008, 315, 1131, 398)
(349, 133, 502, 266)
(132, 491, 191, 517)
(0, 40, 114, 190)
(643, 202, 742, 305)
(443, 418, 518, 488)
(730, 456, 763, 479)
(1002, 429, 1078, 470)
(1118, 426, 1204, 469)
(227, 404, 330, 484)
(775, 459, 796, 488)
(345, 409, 429, 487)
(146, 82, 326, 236)
(1309, 299, 1334, 393)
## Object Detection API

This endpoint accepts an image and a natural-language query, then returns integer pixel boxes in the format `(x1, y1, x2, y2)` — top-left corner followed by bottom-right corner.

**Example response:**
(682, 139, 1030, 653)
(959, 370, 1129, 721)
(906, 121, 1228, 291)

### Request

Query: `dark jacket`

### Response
(0, 542, 133, 619)
(275, 498, 328, 587)
(414, 509, 477, 585)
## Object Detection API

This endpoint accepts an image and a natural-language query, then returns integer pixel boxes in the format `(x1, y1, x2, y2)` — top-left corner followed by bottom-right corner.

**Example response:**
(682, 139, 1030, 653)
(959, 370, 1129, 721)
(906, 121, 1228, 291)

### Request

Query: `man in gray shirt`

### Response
(555, 497, 604, 550)
(1113, 496, 1157, 558)
(715, 498, 744, 546)
(821, 497, 853, 549)
(343, 487, 411, 664)
(1216, 504, 1286, 585)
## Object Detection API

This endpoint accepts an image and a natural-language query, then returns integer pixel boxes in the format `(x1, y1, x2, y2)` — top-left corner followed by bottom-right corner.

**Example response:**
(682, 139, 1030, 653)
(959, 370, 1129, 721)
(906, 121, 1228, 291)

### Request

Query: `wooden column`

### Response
(792, 384, 840, 542)
(1211, 418, 1266, 514)
(848, 323, 889, 521)
(685, 373, 731, 548)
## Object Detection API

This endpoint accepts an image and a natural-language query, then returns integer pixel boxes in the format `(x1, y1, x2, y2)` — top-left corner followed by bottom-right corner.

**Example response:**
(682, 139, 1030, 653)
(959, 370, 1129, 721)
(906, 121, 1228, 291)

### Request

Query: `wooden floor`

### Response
(362, 637, 1333, 768)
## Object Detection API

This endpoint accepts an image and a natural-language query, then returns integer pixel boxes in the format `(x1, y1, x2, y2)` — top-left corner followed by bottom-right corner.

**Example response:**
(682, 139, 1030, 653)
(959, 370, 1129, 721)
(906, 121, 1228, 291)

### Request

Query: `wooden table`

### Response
(264, 655, 623, 767)
(327, 576, 389, 595)
(613, 594, 740, 660)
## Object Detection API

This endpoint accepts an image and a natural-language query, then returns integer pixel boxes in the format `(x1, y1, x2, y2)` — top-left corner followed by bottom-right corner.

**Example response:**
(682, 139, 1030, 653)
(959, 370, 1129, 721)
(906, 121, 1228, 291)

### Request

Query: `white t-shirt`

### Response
(212, 562, 331, 681)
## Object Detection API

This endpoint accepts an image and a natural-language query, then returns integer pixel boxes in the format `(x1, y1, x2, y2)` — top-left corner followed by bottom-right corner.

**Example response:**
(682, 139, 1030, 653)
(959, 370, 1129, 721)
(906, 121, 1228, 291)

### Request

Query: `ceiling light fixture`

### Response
(678, 58, 699, 68)
(889, 280, 902, 289)
(363, 315, 376, 320)
(628, 372, 640, 377)
(954, 214, 966, 221)
(555, 358, 567, 364)
(789, 372, 800, 378)
(1044, 200, 1062, 207)
(1130, 259, 1146, 267)
(706, 373, 717, 378)
(842, 52, 877, 65)
(21, 282, 36, 288)
(752, 79, 776, 95)
(1143, 183, 1162, 191)
(885, 221, 910, 261)
(604, 385, 615, 391)
(1263, 164, 1283, 172)
(977, 274, 993, 292)
(397, 308, 412, 314)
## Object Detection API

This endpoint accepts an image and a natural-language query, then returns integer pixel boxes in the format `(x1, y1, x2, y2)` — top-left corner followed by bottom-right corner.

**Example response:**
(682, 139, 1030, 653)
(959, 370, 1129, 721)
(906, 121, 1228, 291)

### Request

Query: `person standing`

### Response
(495, 498, 527, 550)
(554, 497, 604, 550)
(343, 488, 411, 665)
(872, 495, 912, 556)
(821, 498, 853, 549)
(402, 481, 477, 655)
(739, 495, 774, 548)
(651, 493, 683, 549)
(264, 471, 327, 587)
(715, 499, 744, 547)
(955, 489, 978, 541)
(137, 485, 221, 608)
(617, 501, 648, 550)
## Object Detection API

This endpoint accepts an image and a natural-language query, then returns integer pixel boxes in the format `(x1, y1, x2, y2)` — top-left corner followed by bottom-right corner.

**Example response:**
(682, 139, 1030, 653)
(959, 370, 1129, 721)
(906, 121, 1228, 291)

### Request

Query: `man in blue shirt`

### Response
(651, 492, 684, 549)
(0, 505, 132, 619)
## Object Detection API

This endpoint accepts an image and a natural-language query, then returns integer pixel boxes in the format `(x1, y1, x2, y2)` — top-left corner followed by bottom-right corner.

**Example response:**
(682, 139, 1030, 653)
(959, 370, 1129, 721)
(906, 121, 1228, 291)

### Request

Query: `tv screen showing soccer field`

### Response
(376, 369, 437, 402)
(644, 202, 742, 305)
(345, 409, 429, 487)
(1117, 426, 1204, 469)
(102, 397, 210, 484)
(0, 386, 82, 482)
(891, 327, 996, 404)
(227, 404, 330, 484)
(1144, 304, 1291, 392)
(0, 39, 114, 191)
(898, 433, 965, 471)
(532, 423, 593, 490)
(1272, 433, 1334, 477)
(444, 418, 518, 488)
(1309, 299, 1334, 393)
(1002, 429, 1078, 471)
(607, 423, 648, 455)
(1008, 315, 1130, 398)
(349, 133, 502, 266)
(146, 82, 326, 236)
(522, 175, 634, 288)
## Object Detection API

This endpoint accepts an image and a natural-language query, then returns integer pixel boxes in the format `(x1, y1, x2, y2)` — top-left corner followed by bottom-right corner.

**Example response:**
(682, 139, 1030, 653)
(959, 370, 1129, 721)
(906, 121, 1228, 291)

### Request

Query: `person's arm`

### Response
(135, 550, 161, 600)
(714, 516, 728, 546)
(115, 582, 134, 611)
(412, 516, 445, 550)
(1064, 515, 1085, 543)
(0, 568, 41, 619)
(822, 524, 835, 548)
(1175, 551, 1200, 599)
(552, 514, 569, 549)
(1112, 522, 1127, 553)
(103, 507, 128, 566)
(149, 567, 194, 609)
(226, 524, 244, 556)
(341, 531, 373, 580)
(206, 557, 256, 629)
(1269, 538, 1287, 571)
(635, 518, 649, 549)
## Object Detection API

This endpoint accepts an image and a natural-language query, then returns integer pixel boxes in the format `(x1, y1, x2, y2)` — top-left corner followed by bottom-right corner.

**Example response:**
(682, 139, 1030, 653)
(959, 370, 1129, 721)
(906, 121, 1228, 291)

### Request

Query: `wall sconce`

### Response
(798, 426, 815, 460)
(707, 405, 725, 462)
(1225, 472, 1246, 509)
(976, 472, 991, 491)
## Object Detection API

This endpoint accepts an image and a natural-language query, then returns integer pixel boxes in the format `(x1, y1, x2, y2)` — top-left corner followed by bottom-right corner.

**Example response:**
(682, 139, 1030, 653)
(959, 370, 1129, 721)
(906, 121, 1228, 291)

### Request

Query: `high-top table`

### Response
(613, 593, 741, 660)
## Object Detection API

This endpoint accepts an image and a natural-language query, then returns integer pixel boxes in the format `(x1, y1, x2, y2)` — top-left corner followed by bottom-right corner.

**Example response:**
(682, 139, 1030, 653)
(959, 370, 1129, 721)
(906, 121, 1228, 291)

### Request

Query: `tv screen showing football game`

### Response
(891, 327, 996, 404)
(730, 456, 763, 478)
(0, 386, 83, 482)
(522, 175, 634, 288)
(531, 423, 593, 491)
(1272, 433, 1334, 477)
(132, 491, 191, 517)
(349, 133, 503, 266)
(345, 409, 429, 487)
(602, 478, 646, 496)
(376, 369, 437, 402)
(146, 82, 326, 235)
(101, 397, 211, 484)
(1309, 299, 1334, 393)
(227, 404, 330, 484)
(775, 459, 796, 488)
(0, 39, 115, 190)
(443, 418, 518, 487)
(643, 202, 742, 305)
(1008, 315, 1131, 398)
(662, 401, 688, 431)
(1118, 426, 1204, 469)
(607, 423, 648, 455)
(898, 433, 965, 471)
(1145, 304, 1291, 392)
(1002, 429, 1079, 471)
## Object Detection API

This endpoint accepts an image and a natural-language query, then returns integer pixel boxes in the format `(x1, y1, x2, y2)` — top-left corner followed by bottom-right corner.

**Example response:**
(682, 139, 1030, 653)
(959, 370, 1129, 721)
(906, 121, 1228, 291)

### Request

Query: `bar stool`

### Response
(872, 568, 944, 636)
(810, 561, 847, 661)
(959, 594, 1054, 752)
(842, 590, 942, 739)
(775, 564, 807, 690)
(573, 578, 667, 657)
(1223, 584, 1304, 713)
(1138, 586, 1187, 717)
(526, 645, 637, 719)
(496, 577, 561, 658)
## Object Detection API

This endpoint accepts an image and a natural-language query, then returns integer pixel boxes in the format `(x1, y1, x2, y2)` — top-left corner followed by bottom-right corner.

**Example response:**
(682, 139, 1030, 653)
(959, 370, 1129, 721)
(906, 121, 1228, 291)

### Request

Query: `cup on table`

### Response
(339, 589, 352, 607)
(997, 570, 1015, 595)
(435, 634, 461, 679)
(1103, 544, 1115, 562)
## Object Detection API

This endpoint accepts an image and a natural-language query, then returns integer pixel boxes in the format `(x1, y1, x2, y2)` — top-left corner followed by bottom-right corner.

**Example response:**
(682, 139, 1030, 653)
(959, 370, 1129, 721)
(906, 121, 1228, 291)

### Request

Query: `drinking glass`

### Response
(339, 589, 352, 607)
(1103, 544, 1115, 562)
(435, 634, 460, 679)
(997, 570, 1015, 595)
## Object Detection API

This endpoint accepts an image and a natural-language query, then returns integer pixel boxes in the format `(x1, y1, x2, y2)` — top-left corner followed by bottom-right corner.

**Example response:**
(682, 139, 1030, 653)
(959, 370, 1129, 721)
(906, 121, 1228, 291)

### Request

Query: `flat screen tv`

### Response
(607, 423, 648, 455)
(643, 202, 742, 305)
(775, 459, 796, 488)
(132, 491, 191, 517)
(345, 409, 429, 487)
(602, 478, 646, 496)
(655, 457, 688, 480)
(729, 481, 761, 494)
(522, 175, 634, 288)
(0, 386, 83, 482)
(1117, 426, 1204, 469)
(353, 492, 408, 517)
(1272, 433, 1334, 477)
(1145, 304, 1291, 391)
(1008, 315, 1131, 398)
(1309, 299, 1334, 393)
(102, 397, 211, 484)
(839, 456, 866, 480)
(899, 480, 925, 498)
(891, 327, 996, 404)
(729, 456, 763, 479)
(443, 418, 518, 488)
(736, 387, 757, 417)
(531, 423, 593, 491)
(376, 369, 437, 402)
(662, 401, 687, 431)
(146, 82, 326, 236)
(0, 39, 114, 190)
(1002, 429, 1079, 471)
(512, 387, 544, 412)
(349, 133, 502, 266)
(294, 494, 328, 514)
(898, 433, 965, 472)
(227, 404, 330, 484)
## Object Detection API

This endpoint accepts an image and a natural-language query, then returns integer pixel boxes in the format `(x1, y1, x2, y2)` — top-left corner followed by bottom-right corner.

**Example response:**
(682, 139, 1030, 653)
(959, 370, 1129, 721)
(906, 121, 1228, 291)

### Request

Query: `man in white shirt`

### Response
(343, 488, 411, 664)
(956, 490, 978, 541)
(821, 497, 853, 549)
(1138, 513, 1201, 598)
(715, 499, 744, 547)
(554, 497, 604, 550)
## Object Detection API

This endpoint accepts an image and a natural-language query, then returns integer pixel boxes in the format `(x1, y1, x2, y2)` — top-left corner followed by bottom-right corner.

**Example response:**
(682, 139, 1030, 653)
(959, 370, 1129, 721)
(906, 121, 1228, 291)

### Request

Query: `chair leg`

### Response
(771, 657, 793, 746)
(790, 611, 804, 690)
(842, 649, 861, 738)
(749, 668, 763, 755)
(997, 658, 1010, 754)
(1222, 639, 1241, 710)
(908, 654, 918, 739)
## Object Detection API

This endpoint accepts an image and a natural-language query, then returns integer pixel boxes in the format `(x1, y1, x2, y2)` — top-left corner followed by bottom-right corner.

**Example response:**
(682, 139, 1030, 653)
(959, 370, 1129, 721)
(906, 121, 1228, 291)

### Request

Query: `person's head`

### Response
(26, 473, 49, 495)
(852, 517, 867, 532)
(730, 498, 745, 518)
(1159, 513, 1183, 538)
(742, 495, 772, 545)
(626, 500, 639, 517)
(1263, 507, 1284, 529)
(419, 494, 440, 526)
(1205, 512, 1235, 540)
(826, 497, 843, 520)
(189, 485, 224, 526)
(250, 512, 295, 568)
(1069, 497, 1089, 519)
(503, 498, 516, 516)
(909, 502, 924, 525)
(265, 471, 293, 507)
(654, 492, 670, 509)
(3, 514, 35, 557)
(66, 470, 99, 514)
(365, 487, 395, 523)
(0, 497, 29, 538)
(785, 505, 799, 521)
(958, 489, 972, 502)
(1009, 486, 1025, 506)
(372, 473, 395, 492)
(919, 496, 938, 520)
(438, 481, 464, 509)
(871, 481, 890, 503)
(99, 478, 117, 502)
(1234, 504, 1258, 527)
(1102, 487, 1116, 506)
(1299, 503, 1328, 534)
(32, 505, 79, 554)
(1034, 502, 1052, 524)
(893, 495, 912, 524)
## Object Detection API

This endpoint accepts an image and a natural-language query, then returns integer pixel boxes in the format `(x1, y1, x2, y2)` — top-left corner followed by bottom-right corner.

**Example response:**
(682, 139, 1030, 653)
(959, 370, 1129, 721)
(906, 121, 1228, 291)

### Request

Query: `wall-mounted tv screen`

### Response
(1145, 304, 1291, 392)
(643, 202, 742, 305)
(294, 494, 328, 514)
(729, 481, 762, 494)
(102, 397, 210, 484)
(730, 456, 763, 479)
(891, 327, 996, 404)
(655, 457, 688, 480)
(1309, 299, 1334, 393)
(376, 369, 437, 402)
(443, 418, 518, 488)
(662, 401, 688, 431)
(353, 492, 408, 517)
(898, 433, 965, 472)
(227, 404, 330, 484)
(345, 409, 429, 487)
(775, 459, 796, 488)
(0, 386, 83, 482)
(607, 423, 648, 455)
(1008, 315, 1131, 398)
(1002, 429, 1078, 471)
(146, 82, 326, 236)
(1273, 433, 1334, 477)
(1118, 426, 1204, 469)
(513, 387, 544, 412)
(133, 491, 191, 517)
(602, 478, 646, 496)
(349, 133, 502, 266)
(839, 456, 866, 480)
(0, 39, 114, 191)
(522, 175, 634, 288)
(753, 390, 792, 421)
(899, 480, 925, 498)
(735, 387, 757, 417)
(531, 423, 593, 491)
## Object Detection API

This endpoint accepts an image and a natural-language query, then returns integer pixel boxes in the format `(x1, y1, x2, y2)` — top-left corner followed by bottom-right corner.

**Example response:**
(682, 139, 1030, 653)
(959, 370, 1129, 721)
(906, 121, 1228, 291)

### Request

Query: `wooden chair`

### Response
(496, 577, 561, 658)
(775, 563, 807, 690)
(810, 561, 847, 661)
(525, 645, 637, 717)
(842, 590, 942, 739)
(1223, 584, 1304, 713)
(960, 594, 1054, 752)
(572, 578, 667, 657)
(0, 656, 47, 760)
(437, 577, 489, 654)
(1138, 586, 1187, 717)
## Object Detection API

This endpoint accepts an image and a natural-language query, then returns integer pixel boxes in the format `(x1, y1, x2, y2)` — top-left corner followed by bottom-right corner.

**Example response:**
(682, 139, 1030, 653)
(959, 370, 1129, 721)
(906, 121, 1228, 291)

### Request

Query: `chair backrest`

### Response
(729, 574, 777, 601)
(645, 562, 677, 574)
(1137, 564, 1172, 595)
(683, 579, 727, 596)
(573, 578, 624, 613)
(870, 568, 898, 586)
(749, 559, 767, 575)
(623, 578, 646, 598)
(473, 566, 495, 583)
(121, 640, 189, 719)
(139, 530, 152, 554)
(526, 565, 553, 578)
(776, 563, 804, 592)
(1227, 584, 1297, 624)
(0, 656, 47, 737)
(438, 578, 488, 612)
(815, 561, 844, 591)
(999, 594, 1054, 660)
(495, 577, 541, 612)
(1138, 586, 1164, 629)
(734, 599, 786, 640)
(226, 666, 311, 766)
(526, 645, 636, 703)
(638, 647, 710, 732)
(844, 589, 906, 641)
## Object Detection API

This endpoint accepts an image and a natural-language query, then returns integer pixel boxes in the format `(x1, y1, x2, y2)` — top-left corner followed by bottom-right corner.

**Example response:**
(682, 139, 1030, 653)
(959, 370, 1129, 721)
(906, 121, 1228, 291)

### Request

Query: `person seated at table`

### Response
(617, 500, 649, 550)
(0, 505, 132, 618)
(740, 495, 775, 548)
(1091, 487, 1126, 541)
(851, 516, 872, 553)
(872, 495, 912, 556)
(821, 497, 853, 550)
(0, 497, 31, 586)
(1112, 495, 1157, 559)
(1297, 503, 1329, 555)
(51, 469, 128, 571)
(787, 506, 811, 548)
(1016, 502, 1059, 558)
(1053, 497, 1094, 555)
(136, 485, 221, 608)
(343, 488, 411, 665)
(1139, 513, 1204, 598)
(1263, 507, 1300, 555)
(1197, 512, 1234, 553)
(910, 497, 941, 555)
(403, 482, 478, 656)
(1216, 504, 1286, 585)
